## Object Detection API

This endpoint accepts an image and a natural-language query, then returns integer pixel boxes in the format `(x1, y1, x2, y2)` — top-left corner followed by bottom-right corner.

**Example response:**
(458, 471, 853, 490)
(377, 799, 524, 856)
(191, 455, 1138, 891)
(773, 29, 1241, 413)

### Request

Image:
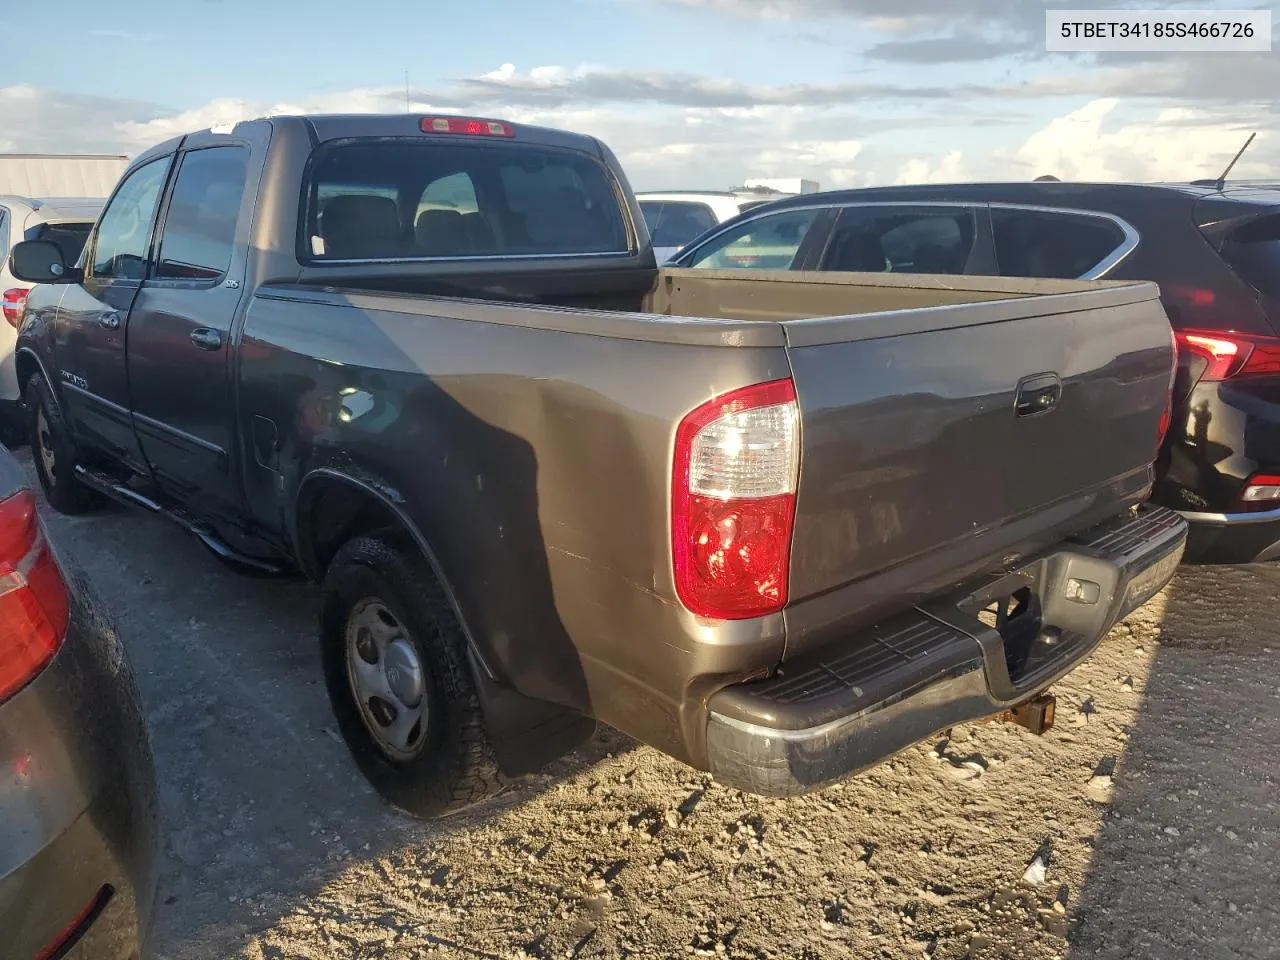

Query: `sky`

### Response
(1, 0, 1277, 190)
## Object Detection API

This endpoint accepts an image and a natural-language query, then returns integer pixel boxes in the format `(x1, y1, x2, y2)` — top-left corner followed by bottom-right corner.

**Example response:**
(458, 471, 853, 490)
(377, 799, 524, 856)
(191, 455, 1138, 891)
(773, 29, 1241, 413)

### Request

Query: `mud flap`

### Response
(469, 651, 597, 776)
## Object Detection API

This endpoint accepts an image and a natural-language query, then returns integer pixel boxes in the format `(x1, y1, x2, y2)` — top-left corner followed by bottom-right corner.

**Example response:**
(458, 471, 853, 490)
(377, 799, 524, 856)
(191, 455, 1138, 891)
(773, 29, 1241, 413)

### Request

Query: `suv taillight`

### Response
(1239, 473, 1280, 511)
(0, 491, 69, 704)
(1175, 329, 1280, 382)
(2, 288, 29, 328)
(671, 378, 799, 619)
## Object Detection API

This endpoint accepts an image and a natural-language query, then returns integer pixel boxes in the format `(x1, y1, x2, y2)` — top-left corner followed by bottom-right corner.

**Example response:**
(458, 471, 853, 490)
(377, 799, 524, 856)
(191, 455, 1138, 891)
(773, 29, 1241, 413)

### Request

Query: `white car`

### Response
(637, 191, 784, 263)
(1, 196, 105, 441)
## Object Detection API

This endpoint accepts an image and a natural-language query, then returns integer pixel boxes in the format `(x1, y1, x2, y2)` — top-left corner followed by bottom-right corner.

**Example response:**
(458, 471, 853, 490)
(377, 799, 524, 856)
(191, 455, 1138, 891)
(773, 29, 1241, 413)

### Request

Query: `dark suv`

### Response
(670, 181, 1280, 564)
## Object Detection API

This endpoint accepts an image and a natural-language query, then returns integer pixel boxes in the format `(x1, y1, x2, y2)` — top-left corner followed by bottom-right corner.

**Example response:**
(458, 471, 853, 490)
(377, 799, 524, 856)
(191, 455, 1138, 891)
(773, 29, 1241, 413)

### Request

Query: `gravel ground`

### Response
(20, 447, 1279, 960)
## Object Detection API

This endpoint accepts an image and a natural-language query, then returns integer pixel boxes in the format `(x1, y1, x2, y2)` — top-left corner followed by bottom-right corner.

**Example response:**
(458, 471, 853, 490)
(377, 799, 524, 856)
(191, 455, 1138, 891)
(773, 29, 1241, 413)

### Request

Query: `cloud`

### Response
(893, 149, 971, 184)
(866, 33, 1026, 63)
(663, 0, 1243, 62)
(453, 66, 981, 108)
(1012, 98, 1269, 182)
(3, 59, 1276, 197)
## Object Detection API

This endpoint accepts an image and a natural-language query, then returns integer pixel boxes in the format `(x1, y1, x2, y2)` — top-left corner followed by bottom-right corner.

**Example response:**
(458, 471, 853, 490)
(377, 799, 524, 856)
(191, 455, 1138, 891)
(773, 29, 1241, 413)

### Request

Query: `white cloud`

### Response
(1013, 98, 1268, 182)
(894, 149, 969, 184)
(2, 75, 1276, 195)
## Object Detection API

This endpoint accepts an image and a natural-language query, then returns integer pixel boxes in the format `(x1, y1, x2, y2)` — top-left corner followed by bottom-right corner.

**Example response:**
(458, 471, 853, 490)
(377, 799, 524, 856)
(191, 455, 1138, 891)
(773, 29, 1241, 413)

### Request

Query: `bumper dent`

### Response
(706, 505, 1187, 798)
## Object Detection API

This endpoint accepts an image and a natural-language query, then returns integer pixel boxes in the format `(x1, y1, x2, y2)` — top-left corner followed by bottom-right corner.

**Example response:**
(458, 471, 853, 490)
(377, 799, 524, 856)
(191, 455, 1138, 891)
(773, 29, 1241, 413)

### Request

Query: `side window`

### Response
(822, 207, 978, 274)
(686, 208, 822, 270)
(90, 156, 171, 280)
(0, 208, 9, 269)
(992, 208, 1127, 279)
(156, 147, 250, 281)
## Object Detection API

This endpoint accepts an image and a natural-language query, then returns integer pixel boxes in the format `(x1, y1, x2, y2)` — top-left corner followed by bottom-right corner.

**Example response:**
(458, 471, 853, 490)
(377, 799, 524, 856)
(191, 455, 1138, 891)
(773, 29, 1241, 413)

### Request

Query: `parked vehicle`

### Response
(10, 114, 1184, 817)
(2, 196, 106, 442)
(637, 190, 789, 262)
(671, 181, 1280, 563)
(0, 445, 160, 958)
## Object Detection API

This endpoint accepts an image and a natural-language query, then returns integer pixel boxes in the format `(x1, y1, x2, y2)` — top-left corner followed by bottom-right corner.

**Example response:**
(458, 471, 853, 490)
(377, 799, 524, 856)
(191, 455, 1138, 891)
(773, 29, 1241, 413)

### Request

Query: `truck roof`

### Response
(132, 114, 609, 168)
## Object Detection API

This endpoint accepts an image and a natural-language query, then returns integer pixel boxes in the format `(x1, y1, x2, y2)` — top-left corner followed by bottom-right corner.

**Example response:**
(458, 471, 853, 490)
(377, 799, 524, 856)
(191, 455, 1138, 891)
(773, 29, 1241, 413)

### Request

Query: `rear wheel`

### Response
(320, 536, 506, 818)
(24, 373, 103, 515)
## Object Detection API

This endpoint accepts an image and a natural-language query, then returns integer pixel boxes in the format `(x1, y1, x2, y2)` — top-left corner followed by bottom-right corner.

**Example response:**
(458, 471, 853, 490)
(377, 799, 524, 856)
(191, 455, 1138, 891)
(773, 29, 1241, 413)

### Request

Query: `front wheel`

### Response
(320, 536, 507, 818)
(24, 373, 103, 515)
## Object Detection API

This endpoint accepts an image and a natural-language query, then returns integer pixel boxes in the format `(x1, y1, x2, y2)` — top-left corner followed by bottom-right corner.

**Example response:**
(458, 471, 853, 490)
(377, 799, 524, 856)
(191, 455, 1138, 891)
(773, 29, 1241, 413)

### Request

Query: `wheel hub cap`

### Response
(36, 408, 56, 481)
(344, 599, 429, 761)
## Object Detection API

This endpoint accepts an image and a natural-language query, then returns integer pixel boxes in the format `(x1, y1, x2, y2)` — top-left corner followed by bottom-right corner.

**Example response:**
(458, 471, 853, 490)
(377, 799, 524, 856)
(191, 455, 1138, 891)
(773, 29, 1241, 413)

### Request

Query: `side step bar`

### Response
(73, 465, 284, 575)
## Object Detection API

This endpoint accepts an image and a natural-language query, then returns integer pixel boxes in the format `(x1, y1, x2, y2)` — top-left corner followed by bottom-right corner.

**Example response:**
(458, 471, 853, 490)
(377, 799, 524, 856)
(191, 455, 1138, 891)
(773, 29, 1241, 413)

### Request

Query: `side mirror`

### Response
(8, 240, 81, 284)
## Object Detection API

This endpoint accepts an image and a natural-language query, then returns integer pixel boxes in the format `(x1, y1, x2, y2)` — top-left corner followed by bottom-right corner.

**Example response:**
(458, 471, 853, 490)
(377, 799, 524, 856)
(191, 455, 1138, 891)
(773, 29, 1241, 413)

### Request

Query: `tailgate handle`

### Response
(1015, 373, 1062, 419)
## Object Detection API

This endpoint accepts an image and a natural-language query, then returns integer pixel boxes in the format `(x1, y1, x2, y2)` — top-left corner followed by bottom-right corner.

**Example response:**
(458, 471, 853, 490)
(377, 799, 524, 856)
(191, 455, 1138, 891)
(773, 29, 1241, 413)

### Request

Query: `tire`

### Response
(320, 536, 507, 818)
(24, 373, 104, 515)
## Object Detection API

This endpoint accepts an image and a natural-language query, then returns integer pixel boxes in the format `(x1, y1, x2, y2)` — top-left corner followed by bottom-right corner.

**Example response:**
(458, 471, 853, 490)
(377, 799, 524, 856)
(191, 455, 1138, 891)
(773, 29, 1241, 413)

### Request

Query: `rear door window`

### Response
(644, 201, 718, 249)
(155, 146, 250, 281)
(307, 140, 630, 260)
(822, 206, 979, 274)
(685, 208, 823, 270)
(1218, 214, 1280, 301)
(992, 207, 1128, 279)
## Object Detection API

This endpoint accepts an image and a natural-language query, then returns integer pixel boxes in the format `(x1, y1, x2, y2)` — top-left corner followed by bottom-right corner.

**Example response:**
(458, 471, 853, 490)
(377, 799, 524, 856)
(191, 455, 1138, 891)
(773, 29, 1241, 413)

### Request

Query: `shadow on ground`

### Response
(1069, 563, 1279, 959)
(23, 433, 1279, 959)
(16, 448, 634, 959)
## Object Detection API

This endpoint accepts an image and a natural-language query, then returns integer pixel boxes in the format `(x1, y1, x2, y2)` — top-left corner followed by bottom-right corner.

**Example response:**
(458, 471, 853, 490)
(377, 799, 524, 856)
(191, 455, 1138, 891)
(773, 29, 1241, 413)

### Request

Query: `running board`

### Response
(74, 465, 284, 575)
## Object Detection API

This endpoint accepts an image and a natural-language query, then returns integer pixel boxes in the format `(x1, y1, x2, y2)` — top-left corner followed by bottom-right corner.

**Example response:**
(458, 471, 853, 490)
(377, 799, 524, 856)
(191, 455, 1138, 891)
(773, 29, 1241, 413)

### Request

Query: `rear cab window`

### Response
(305, 140, 631, 261)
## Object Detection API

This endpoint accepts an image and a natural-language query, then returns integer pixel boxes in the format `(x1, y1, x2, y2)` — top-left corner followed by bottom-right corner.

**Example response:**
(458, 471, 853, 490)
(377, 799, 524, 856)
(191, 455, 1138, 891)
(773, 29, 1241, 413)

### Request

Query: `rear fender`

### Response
(294, 466, 592, 775)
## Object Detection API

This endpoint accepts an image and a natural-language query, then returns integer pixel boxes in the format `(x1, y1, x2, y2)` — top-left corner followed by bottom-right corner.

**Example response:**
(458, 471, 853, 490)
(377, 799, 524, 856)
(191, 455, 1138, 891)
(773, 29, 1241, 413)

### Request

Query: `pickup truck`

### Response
(8, 114, 1187, 818)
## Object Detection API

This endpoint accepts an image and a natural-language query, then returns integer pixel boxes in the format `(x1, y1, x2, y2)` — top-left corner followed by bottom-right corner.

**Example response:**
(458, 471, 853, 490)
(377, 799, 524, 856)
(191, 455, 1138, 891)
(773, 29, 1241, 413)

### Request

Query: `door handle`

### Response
(1014, 373, 1062, 419)
(96, 311, 121, 330)
(190, 328, 224, 351)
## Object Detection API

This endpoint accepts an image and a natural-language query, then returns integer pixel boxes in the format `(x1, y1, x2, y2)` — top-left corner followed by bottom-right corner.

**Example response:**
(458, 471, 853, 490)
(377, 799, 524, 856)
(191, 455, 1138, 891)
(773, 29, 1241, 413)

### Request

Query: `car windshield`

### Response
(641, 201, 718, 248)
(305, 139, 631, 261)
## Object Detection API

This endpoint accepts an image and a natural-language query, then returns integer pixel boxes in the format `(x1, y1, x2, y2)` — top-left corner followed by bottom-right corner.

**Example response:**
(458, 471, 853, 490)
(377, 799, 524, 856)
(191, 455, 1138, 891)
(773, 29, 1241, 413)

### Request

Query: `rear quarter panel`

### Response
(236, 289, 791, 763)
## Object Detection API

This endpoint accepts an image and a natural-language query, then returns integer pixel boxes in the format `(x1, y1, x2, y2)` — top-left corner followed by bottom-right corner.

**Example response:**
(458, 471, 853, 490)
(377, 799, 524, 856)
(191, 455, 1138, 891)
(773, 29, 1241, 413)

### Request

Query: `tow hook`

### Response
(997, 692, 1056, 735)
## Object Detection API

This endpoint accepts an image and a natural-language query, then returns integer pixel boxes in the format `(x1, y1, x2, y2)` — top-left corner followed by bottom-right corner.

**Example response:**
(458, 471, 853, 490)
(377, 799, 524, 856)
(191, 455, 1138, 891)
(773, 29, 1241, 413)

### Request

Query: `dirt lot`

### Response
(21, 446, 1279, 960)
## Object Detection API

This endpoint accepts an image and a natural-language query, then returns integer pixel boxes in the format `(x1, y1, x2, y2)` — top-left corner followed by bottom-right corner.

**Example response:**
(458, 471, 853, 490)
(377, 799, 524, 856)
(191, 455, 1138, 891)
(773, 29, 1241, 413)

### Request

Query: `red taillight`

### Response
(1175, 329, 1280, 382)
(1239, 473, 1280, 511)
(2, 288, 29, 328)
(672, 379, 799, 620)
(0, 491, 69, 704)
(419, 116, 514, 138)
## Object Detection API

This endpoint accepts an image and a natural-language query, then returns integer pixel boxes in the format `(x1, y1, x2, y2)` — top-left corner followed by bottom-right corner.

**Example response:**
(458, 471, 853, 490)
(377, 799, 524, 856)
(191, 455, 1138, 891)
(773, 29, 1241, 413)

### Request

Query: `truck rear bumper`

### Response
(705, 505, 1187, 797)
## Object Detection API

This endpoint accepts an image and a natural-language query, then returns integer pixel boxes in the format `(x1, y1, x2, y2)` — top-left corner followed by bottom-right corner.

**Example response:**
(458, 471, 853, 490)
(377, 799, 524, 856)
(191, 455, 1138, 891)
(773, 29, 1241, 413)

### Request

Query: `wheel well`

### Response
(297, 476, 408, 580)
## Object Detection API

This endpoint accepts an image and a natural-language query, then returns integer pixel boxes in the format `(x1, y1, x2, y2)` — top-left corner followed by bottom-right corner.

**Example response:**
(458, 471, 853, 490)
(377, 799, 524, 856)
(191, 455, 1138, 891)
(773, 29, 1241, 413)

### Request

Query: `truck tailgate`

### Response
(782, 280, 1174, 656)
